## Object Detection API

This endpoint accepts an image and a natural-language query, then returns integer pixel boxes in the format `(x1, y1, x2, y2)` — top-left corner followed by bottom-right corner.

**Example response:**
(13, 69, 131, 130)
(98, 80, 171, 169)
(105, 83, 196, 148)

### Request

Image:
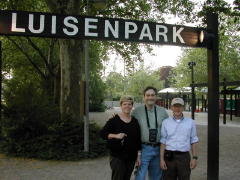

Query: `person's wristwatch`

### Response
(192, 156, 198, 160)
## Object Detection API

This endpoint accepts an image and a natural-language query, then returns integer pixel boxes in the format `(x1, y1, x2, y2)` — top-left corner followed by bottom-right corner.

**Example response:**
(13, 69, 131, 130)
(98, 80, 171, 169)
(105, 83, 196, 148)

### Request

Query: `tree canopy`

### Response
(105, 65, 164, 101)
(168, 13, 240, 88)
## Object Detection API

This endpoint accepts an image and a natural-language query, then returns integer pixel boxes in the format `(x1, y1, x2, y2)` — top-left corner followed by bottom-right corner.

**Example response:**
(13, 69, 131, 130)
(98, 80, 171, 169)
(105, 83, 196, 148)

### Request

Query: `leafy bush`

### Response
(89, 74, 106, 112)
(112, 96, 121, 101)
(0, 80, 107, 160)
(1, 118, 107, 160)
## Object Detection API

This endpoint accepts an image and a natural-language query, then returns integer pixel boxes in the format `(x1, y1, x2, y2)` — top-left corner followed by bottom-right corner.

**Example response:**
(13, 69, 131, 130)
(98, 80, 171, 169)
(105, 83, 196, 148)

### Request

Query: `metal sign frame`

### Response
(0, 10, 219, 180)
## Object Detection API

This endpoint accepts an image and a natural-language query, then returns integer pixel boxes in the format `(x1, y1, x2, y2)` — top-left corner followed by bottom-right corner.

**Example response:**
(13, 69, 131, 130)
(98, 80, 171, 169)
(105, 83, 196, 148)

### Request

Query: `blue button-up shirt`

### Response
(160, 116, 199, 152)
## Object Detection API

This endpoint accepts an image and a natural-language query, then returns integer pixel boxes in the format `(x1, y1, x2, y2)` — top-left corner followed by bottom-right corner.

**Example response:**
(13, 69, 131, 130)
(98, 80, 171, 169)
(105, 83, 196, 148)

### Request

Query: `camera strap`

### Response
(145, 105, 158, 129)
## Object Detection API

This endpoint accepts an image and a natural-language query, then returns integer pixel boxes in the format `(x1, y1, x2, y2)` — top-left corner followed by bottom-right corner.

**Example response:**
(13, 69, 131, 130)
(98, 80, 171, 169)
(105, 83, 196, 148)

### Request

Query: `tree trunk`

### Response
(53, 65, 61, 105)
(45, 0, 84, 121)
(59, 39, 85, 122)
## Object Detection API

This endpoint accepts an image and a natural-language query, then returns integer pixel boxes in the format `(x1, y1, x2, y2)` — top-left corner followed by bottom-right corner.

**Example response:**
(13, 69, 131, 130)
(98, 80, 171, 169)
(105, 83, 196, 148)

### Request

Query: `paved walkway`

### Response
(91, 108, 240, 127)
(0, 109, 240, 180)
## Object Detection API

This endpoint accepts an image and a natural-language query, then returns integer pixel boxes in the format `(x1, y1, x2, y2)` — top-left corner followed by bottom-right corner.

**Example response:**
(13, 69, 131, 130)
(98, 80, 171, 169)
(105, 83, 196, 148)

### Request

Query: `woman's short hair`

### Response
(120, 96, 134, 106)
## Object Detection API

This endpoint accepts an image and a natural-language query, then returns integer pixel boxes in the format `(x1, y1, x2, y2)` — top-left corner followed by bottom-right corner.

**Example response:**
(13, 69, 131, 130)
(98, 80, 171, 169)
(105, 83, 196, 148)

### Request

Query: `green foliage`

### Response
(105, 72, 125, 100)
(0, 0, 47, 12)
(98, 0, 196, 73)
(105, 66, 164, 102)
(168, 1, 240, 91)
(0, 25, 106, 161)
(169, 32, 240, 88)
(0, 79, 107, 160)
(0, 119, 107, 160)
(168, 48, 207, 88)
(89, 41, 107, 112)
(125, 67, 164, 102)
(0, 38, 107, 159)
(89, 73, 106, 112)
(103, 0, 195, 22)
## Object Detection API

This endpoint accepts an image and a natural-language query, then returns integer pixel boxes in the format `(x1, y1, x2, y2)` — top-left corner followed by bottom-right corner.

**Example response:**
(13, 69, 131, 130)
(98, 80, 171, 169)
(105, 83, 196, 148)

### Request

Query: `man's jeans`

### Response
(135, 144, 162, 180)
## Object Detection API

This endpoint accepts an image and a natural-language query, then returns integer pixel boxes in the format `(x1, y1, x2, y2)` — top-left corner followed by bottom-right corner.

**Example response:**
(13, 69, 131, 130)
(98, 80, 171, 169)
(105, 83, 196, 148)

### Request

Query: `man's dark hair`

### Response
(143, 86, 158, 96)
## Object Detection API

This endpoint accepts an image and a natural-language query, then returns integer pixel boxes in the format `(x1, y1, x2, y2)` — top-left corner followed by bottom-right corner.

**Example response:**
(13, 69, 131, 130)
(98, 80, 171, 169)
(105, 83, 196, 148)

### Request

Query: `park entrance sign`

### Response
(0, 10, 205, 47)
(0, 10, 219, 180)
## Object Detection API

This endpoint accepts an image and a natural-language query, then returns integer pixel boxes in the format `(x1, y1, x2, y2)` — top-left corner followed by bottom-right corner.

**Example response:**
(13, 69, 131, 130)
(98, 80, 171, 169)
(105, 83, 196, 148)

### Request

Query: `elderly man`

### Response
(160, 98, 199, 180)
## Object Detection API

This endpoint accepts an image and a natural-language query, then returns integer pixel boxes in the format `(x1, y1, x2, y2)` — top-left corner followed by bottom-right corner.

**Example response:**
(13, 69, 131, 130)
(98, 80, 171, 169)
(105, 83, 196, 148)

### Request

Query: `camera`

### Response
(149, 129, 158, 142)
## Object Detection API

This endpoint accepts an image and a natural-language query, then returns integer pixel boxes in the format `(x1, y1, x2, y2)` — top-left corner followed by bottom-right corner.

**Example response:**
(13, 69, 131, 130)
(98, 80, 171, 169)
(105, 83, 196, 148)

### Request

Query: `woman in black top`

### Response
(100, 96, 141, 180)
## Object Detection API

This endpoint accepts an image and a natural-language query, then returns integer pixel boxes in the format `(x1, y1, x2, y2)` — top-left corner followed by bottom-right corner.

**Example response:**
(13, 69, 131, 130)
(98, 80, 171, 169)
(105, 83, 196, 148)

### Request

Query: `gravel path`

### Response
(0, 110, 240, 180)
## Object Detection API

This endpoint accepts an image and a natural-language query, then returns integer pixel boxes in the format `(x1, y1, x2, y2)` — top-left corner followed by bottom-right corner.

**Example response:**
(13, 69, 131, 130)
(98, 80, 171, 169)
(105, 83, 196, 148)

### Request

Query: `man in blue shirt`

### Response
(160, 98, 199, 180)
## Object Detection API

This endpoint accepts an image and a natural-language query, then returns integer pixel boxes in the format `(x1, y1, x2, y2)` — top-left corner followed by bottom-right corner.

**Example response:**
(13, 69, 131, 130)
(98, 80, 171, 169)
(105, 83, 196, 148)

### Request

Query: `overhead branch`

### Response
(67, 0, 81, 14)
(44, 0, 59, 12)
(25, 37, 55, 76)
(47, 38, 59, 70)
(6, 36, 47, 80)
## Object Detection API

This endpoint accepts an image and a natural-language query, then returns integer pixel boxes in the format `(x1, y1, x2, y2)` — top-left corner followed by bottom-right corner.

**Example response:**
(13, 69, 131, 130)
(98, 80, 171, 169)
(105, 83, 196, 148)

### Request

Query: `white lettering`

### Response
(156, 25, 168, 42)
(11, 13, 25, 32)
(139, 24, 153, 41)
(85, 18, 98, 37)
(29, 14, 45, 33)
(173, 27, 185, 43)
(105, 20, 119, 38)
(125, 22, 138, 39)
(63, 16, 78, 36)
(51, 16, 56, 34)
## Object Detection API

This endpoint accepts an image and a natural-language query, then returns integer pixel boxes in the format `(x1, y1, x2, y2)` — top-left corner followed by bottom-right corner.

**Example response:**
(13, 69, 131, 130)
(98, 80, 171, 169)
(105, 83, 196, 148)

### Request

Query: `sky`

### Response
(103, 45, 183, 76)
(103, 0, 235, 76)
(104, 17, 192, 76)
(103, 4, 194, 76)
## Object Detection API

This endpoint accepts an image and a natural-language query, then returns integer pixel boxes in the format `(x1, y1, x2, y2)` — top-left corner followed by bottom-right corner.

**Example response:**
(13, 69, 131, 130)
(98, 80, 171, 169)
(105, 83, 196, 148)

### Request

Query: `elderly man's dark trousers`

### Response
(110, 156, 135, 180)
(162, 152, 191, 180)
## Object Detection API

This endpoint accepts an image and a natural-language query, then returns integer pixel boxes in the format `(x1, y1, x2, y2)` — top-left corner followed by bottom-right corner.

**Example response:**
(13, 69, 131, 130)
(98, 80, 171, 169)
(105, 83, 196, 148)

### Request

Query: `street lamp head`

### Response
(199, 30, 205, 43)
(188, 61, 196, 68)
(199, 30, 215, 44)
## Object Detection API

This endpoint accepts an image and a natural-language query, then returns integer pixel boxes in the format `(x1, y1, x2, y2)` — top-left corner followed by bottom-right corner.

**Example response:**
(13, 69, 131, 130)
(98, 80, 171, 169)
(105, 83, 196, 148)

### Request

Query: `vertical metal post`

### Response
(0, 41, 2, 124)
(235, 93, 237, 116)
(190, 62, 196, 120)
(230, 93, 233, 121)
(207, 13, 219, 180)
(197, 98, 199, 111)
(188, 95, 191, 111)
(223, 78, 226, 124)
(84, 40, 90, 152)
(191, 84, 195, 119)
(166, 92, 169, 109)
(205, 98, 207, 112)
(84, 0, 90, 152)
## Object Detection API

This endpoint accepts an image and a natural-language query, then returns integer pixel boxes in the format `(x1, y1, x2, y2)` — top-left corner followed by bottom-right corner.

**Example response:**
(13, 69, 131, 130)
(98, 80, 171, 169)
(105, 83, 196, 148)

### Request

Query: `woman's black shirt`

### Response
(100, 115, 141, 161)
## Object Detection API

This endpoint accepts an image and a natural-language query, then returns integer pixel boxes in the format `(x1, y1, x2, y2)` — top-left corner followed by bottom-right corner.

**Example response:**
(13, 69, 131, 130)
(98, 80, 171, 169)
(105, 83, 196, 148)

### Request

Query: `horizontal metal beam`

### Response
(221, 90, 240, 94)
(190, 81, 240, 87)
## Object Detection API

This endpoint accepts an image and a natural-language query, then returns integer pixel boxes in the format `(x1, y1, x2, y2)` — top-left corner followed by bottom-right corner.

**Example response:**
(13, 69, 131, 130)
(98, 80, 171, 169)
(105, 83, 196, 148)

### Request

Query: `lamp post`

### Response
(188, 61, 196, 119)
(84, 0, 107, 152)
(199, 13, 220, 179)
(206, 13, 219, 180)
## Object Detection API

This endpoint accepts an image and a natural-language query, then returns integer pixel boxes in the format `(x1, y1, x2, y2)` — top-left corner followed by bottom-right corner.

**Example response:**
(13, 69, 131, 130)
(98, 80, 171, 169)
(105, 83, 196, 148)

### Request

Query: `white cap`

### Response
(171, 98, 184, 106)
